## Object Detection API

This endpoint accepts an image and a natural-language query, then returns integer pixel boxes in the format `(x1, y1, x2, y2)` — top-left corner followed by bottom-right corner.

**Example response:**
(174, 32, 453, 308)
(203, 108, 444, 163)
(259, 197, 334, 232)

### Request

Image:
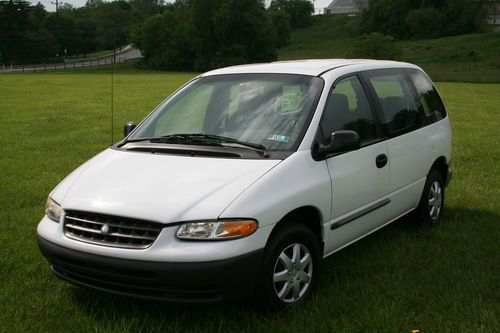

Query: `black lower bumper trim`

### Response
(37, 235, 264, 303)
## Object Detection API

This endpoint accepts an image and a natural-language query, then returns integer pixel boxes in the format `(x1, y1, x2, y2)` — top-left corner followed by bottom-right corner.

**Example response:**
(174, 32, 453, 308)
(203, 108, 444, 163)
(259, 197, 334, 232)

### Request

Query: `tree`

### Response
(135, 0, 279, 70)
(360, 0, 485, 39)
(0, 0, 33, 62)
(360, 0, 416, 39)
(129, 0, 164, 22)
(45, 13, 82, 57)
(77, 19, 97, 57)
(136, 7, 195, 69)
(189, 0, 277, 70)
(94, 1, 134, 49)
(210, 0, 277, 68)
(269, 0, 314, 29)
(270, 10, 291, 48)
(442, 0, 484, 36)
(0, 0, 165, 63)
(406, 8, 446, 38)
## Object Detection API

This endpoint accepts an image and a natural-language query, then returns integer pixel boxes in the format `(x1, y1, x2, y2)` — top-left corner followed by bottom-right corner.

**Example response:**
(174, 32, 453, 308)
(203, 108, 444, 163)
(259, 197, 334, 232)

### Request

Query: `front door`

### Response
(318, 75, 390, 254)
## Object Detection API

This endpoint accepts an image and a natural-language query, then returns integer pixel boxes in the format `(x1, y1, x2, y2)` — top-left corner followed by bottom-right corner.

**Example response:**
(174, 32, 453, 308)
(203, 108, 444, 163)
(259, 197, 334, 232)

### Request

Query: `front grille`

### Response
(64, 211, 163, 249)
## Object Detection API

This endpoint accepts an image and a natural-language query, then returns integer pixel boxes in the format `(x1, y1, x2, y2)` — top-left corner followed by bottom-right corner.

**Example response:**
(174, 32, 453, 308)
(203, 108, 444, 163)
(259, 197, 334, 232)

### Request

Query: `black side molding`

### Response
(331, 198, 391, 230)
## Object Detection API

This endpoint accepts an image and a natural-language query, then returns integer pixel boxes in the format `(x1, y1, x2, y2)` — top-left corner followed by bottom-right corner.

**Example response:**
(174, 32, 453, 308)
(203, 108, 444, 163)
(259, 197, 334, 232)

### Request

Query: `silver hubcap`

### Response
(428, 180, 442, 221)
(273, 243, 313, 303)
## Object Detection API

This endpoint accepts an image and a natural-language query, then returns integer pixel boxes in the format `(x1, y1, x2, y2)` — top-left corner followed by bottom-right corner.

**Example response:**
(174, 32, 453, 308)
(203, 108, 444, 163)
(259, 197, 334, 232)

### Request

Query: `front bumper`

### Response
(37, 235, 264, 303)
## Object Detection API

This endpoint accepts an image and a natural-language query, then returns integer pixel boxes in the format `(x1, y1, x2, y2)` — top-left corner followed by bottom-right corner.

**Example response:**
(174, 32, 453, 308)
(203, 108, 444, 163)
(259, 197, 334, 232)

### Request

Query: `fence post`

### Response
(10, 63, 13, 71)
(44, 63, 46, 71)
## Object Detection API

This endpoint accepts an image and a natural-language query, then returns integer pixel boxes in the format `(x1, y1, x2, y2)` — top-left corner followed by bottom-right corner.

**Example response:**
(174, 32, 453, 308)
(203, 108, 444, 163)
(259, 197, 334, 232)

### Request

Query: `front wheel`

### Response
(416, 169, 445, 225)
(255, 223, 321, 310)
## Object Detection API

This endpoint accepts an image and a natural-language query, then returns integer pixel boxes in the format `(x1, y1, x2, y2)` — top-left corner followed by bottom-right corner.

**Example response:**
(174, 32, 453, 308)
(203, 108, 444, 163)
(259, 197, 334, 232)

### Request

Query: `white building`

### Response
(484, 0, 500, 24)
(325, 0, 368, 15)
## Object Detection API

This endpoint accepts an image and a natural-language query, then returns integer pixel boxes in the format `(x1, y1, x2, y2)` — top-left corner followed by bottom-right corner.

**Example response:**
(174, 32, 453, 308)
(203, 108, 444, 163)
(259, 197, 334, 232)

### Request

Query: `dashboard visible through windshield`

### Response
(129, 74, 324, 154)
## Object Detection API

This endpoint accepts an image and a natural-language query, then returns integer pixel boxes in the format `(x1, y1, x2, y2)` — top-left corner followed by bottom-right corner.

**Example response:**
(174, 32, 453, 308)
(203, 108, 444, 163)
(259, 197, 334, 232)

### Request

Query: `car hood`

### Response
(53, 148, 281, 224)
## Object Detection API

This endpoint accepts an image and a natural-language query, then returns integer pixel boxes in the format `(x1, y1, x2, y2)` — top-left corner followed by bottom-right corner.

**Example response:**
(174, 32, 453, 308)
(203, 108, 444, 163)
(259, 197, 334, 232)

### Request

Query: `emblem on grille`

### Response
(100, 224, 110, 234)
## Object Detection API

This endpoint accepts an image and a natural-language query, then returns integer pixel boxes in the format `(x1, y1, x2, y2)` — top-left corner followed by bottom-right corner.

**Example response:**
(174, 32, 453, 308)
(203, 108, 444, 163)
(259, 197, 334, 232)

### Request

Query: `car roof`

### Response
(202, 59, 420, 77)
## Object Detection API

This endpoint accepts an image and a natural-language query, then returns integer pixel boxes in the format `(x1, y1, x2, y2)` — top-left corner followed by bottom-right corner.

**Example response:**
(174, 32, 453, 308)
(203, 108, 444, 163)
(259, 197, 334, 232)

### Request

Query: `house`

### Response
(483, 0, 500, 24)
(324, 0, 368, 15)
(324, 0, 500, 24)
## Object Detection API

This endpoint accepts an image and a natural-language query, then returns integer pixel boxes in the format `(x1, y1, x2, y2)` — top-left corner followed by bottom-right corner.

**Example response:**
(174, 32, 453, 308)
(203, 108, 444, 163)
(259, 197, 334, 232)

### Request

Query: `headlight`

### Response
(176, 219, 257, 240)
(45, 197, 62, 222)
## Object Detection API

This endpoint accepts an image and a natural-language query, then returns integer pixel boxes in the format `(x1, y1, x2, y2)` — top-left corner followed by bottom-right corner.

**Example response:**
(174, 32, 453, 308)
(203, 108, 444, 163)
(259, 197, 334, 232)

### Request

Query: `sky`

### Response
(31, 0, 333, 14)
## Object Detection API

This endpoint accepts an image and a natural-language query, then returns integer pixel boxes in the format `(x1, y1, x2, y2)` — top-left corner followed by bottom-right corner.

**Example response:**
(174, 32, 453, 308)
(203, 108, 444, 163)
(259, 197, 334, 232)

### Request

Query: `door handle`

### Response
(376, 154, 388, 168)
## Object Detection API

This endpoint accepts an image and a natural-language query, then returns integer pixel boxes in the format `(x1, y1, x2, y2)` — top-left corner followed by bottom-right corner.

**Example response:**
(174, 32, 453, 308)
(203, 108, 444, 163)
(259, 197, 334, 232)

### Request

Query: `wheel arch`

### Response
(266, 206, 324, 250)
(430, 156, 449, 185)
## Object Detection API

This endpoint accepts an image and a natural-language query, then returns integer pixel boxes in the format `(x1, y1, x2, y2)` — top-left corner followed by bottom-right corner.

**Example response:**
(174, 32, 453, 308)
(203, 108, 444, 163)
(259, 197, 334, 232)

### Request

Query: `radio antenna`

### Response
(110, 48, 115, 145)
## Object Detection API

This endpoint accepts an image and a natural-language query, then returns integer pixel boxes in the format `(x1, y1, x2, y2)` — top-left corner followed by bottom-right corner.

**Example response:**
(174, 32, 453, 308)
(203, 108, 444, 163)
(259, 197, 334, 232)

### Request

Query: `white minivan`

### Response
(38, 59, 452, 308)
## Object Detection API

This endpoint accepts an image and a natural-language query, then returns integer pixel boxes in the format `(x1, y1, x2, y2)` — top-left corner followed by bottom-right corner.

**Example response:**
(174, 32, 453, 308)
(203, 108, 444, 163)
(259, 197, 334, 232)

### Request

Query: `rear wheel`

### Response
(416, 169, 445, 225)
(256, 222, 321, 310)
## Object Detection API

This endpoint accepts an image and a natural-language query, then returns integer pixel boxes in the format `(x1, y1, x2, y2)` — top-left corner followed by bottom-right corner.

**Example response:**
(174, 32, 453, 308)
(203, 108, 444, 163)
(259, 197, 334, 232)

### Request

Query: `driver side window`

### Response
(319, 75, 378, 145)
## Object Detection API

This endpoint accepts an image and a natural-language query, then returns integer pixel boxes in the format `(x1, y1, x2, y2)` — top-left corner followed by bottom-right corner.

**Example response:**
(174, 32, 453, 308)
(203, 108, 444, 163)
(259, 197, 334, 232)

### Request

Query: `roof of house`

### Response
(326, 0, 364, 14)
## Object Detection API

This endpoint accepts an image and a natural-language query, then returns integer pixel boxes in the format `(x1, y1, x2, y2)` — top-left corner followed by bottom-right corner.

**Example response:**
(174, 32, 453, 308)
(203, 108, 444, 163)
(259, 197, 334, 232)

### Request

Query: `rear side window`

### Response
(366, 71, 420, 137)
(407, 69, 447, 123)
(319, 75, 378, 145)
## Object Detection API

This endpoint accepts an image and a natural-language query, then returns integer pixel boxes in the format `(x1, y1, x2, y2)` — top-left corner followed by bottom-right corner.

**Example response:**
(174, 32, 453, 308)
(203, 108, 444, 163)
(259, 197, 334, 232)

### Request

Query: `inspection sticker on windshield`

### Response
(267, 134, 289, 143)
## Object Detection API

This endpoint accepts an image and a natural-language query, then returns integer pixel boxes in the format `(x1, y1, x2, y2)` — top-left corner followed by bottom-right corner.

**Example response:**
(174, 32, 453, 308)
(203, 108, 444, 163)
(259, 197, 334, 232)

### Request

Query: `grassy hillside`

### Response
(0, 66, 499, 332)
(279, 16, 500, 83)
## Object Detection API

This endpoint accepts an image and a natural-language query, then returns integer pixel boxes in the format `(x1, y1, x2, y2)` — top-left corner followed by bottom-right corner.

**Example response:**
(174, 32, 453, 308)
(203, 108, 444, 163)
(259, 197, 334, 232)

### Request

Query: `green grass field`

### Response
(278, 16, 500, 83)
(0, 66, 499, 332)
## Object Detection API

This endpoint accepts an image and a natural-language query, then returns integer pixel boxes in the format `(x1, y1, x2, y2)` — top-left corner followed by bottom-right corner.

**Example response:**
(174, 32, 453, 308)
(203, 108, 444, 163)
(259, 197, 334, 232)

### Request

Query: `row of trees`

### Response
(3, 0, 486, 67)
(132, 0, 314, 71)
(0, 0, 164, 63)
(0, 0, 314, 66)
(360, 0, 486, 39)
(133, 0, 488, 70)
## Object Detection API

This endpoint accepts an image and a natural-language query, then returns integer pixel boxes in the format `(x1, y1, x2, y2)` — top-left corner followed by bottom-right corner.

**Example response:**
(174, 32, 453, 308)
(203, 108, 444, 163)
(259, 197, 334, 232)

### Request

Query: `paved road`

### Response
(1, 45, 143, 74)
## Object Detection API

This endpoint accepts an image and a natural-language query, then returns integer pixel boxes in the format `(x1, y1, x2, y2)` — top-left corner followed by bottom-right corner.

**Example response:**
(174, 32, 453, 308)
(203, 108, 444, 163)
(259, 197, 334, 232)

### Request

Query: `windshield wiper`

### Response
(121, 133, 269, 157)
(158, 134, 269, 157)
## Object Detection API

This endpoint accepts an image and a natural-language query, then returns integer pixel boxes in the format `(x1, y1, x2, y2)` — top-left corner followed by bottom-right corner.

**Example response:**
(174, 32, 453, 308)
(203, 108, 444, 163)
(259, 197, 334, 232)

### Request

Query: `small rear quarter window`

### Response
(407, 69, 447, 123)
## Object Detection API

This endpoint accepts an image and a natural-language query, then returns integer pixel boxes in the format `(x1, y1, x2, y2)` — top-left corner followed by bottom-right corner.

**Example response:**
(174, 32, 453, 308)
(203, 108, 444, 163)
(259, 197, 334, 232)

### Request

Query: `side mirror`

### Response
(123, 122, 136, 137)
(320, 130, 360, 158)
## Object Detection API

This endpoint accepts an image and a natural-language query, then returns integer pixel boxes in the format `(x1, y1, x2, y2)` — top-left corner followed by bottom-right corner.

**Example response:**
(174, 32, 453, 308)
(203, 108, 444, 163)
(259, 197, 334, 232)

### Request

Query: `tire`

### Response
(255, 222, 322, 311)
(416, 169, 445, 225)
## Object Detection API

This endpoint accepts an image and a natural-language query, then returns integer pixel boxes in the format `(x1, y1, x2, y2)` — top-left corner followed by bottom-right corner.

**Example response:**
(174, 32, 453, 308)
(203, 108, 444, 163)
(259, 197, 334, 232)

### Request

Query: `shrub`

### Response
(348, 32, 402, 60)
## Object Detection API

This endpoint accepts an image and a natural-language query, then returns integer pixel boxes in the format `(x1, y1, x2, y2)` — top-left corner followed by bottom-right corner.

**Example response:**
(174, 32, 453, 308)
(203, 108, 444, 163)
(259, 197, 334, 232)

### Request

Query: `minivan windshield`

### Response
(129, 74, 324, 152)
